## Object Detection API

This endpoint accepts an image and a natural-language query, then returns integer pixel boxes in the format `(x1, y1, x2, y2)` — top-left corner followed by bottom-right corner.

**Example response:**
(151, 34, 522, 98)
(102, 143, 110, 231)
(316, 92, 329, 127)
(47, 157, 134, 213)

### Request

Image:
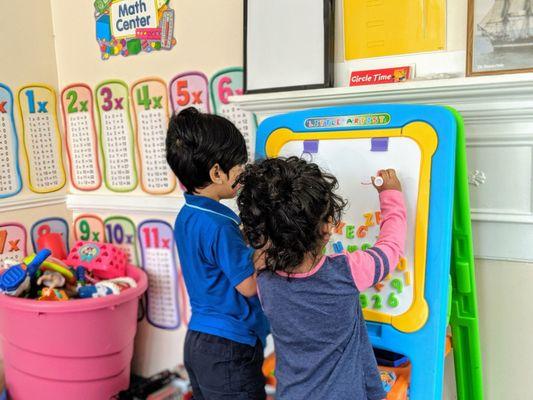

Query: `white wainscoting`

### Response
(231, 73, 533, 261)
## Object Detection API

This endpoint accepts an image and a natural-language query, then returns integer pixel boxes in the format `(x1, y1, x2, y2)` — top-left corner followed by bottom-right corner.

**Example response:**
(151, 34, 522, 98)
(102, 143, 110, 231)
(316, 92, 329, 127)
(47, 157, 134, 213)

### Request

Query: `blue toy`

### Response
(0, 249, 51, 296)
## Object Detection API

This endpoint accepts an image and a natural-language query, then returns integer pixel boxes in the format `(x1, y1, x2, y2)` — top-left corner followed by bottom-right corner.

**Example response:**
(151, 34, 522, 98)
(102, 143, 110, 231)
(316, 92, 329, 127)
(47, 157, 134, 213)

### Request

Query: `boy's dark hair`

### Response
(237, 157, 346, 274)
(166, 107, 248, 193)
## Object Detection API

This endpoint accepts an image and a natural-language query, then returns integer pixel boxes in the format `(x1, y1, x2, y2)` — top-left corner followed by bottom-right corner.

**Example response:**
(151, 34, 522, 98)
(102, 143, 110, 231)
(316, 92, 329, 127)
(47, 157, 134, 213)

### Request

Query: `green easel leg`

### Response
(448, 108, 484, 400)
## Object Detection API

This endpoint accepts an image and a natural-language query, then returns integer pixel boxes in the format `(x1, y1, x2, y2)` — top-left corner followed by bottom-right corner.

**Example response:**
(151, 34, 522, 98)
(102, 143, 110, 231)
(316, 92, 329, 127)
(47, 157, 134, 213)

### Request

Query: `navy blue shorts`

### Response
(184, 330, 266, 400)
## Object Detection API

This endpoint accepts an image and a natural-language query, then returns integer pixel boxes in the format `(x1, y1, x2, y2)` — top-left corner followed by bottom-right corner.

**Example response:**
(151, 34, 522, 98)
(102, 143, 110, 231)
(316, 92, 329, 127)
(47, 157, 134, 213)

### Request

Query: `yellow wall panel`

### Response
(344, 0, 446, 60)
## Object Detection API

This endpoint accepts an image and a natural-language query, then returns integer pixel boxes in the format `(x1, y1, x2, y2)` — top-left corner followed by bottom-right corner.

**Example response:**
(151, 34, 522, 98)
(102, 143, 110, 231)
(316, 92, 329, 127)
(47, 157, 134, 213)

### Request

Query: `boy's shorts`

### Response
(184, 330, 266, 400)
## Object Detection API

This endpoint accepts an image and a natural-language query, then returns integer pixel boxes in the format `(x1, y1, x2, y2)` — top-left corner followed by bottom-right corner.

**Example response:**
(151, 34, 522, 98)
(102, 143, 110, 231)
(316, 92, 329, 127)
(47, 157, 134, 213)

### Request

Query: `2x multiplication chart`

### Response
(61, 84, 102, 191)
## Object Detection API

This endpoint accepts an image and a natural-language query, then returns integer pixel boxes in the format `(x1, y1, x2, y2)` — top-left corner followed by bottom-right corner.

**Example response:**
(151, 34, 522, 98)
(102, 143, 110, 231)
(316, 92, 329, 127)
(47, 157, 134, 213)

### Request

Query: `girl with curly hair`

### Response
(237, 157, 407, 400)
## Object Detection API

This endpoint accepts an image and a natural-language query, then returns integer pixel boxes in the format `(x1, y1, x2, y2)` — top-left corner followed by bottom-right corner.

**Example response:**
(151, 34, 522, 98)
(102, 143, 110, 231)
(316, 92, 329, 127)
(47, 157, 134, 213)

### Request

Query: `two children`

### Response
(166, 108, 406, 400)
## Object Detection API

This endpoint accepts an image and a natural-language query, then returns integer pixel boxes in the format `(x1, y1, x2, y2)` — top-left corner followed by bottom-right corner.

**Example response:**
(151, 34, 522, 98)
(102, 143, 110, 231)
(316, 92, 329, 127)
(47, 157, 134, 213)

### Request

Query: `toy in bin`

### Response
(0, 249, 51, 296)
(66, 241, 127, 279)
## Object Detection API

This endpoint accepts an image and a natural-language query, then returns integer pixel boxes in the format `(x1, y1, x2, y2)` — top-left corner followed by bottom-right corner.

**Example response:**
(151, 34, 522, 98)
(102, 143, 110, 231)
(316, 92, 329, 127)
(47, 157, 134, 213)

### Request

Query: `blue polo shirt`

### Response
(174, 193, 269, 347)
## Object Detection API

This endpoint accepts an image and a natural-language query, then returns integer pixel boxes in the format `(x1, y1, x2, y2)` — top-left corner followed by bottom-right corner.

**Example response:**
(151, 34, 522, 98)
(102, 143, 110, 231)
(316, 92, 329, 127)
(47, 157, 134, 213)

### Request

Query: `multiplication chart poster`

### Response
(104, 215, 139, 265)
(169, 71, 210, 113)
(0, 223, 27, 268)
(95, 80, 138, 192)
(74, 214, 105, 242)
(30, 217, 70, 253)
(0, 84, 22, 198)
(61, 84, 102, 191)
(131, 78, 175, 194)
(17, 84, 66, 193)
(210, 67, 257, 158)
(138, 219, 180, 329)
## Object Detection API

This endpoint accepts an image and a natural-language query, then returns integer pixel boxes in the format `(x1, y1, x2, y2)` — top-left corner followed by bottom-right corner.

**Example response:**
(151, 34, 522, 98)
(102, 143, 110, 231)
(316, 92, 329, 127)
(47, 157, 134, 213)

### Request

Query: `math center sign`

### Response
(94, 0, 176, 60)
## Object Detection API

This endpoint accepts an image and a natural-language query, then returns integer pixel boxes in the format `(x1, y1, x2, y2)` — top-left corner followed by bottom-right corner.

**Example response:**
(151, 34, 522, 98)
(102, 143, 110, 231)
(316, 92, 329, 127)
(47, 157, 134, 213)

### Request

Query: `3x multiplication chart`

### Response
(131, 78, 176, 194)
(61, 84, 102, 191)
(18, 84, 66, 193)
(95, 80, 138, 192)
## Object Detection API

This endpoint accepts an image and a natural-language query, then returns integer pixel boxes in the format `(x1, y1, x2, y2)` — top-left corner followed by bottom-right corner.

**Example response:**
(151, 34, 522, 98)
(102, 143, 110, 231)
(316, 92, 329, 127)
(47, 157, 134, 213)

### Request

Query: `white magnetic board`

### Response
(245, 0, 333, 93)
(278, 137, 420, 316)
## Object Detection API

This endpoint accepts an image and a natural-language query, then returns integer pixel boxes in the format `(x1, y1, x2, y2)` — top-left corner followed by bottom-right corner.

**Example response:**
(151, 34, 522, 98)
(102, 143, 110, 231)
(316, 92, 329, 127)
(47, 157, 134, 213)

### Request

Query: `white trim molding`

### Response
(232, 74, 533, 262)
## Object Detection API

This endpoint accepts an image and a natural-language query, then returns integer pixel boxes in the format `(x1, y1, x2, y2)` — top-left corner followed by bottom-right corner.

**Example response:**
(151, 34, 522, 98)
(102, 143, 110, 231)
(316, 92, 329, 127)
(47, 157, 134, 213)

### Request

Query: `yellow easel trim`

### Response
(17, 84, 67, 194)
(265, 121, 437, 333)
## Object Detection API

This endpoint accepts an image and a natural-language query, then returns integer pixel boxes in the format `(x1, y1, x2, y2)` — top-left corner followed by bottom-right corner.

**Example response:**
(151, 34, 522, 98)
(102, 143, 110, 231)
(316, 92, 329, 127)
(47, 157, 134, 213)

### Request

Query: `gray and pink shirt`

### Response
(257, 190, 407, 400)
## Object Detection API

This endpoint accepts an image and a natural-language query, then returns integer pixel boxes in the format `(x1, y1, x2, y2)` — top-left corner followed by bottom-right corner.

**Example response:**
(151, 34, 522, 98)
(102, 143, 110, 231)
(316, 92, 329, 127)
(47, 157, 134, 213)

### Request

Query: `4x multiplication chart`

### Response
(131, 78, 175, 194)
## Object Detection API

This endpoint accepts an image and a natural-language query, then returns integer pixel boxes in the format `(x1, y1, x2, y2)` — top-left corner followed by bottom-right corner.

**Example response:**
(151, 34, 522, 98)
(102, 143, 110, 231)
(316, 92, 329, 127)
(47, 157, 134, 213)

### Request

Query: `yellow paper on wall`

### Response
(343, 0, 446, 60)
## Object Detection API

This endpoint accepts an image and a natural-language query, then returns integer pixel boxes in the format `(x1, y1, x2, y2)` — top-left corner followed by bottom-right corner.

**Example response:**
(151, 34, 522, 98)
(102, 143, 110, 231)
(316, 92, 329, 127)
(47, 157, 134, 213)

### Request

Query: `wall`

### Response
(49, 0, 245, 376)
(0, 0, 531, 398)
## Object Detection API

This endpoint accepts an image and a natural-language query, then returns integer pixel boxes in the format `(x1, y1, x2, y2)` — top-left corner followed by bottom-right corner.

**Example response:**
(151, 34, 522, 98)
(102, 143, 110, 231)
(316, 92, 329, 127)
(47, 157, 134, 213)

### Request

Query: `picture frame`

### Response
(467, 0, 533, 76)
(244, 0, 335, 94)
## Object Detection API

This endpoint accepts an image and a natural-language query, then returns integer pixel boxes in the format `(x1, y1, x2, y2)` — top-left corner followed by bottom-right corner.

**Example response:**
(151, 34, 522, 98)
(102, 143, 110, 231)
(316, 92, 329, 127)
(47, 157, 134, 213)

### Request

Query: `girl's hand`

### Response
(372, 169, 402, 193)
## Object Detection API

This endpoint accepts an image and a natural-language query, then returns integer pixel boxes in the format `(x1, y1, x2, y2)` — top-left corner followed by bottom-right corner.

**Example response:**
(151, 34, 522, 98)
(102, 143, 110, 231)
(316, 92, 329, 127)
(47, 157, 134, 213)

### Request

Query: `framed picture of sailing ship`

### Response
(467, 0, 533, 75)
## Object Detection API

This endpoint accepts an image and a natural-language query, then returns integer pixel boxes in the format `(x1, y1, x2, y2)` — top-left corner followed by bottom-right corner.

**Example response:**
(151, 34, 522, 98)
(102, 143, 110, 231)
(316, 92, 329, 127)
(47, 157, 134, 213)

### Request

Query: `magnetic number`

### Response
(361, 243, 372, 251)
(387, 293, 399, 308)
(0, 230, 7, 254)
(66, 90, 78, 113)
(79, 220, 91, 241)
(25, 90, 36, 114)
(176, 80, 190, 106)
(100, 87, 113, 112)
(360, 294, 368, 308)
(391, 278, 403, 294)
(371, 294, 382, 309)
(397, 257, 407, 271)
(142, 227, 160, 248)
(106, 223, 124, 245)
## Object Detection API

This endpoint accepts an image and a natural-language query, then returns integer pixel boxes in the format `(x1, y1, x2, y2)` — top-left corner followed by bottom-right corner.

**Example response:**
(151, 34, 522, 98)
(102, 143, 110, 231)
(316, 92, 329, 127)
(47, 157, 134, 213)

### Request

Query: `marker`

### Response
(373, 176, 384, 187)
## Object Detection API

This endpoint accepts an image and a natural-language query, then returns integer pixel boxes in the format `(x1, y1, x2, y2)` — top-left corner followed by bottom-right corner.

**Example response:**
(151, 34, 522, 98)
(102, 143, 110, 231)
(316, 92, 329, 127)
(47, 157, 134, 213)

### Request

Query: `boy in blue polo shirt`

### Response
(166, 107, 268, 400)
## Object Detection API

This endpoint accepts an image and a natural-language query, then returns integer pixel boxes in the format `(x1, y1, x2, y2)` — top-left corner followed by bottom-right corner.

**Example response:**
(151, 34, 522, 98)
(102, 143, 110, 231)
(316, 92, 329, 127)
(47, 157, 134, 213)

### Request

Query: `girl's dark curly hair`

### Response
(237, 156, 346, 274)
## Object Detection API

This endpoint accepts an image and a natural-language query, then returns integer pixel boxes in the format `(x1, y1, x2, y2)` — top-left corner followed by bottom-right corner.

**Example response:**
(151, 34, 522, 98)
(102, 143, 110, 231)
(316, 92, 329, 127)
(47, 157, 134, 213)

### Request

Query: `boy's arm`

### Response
(213, 223, 259, 298)
(346, 189, 407, 292)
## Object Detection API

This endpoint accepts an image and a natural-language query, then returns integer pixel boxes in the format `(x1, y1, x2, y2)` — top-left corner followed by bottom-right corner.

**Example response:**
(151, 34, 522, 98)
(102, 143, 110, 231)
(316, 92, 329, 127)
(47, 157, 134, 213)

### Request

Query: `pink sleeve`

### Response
(346, 190, 407, 292)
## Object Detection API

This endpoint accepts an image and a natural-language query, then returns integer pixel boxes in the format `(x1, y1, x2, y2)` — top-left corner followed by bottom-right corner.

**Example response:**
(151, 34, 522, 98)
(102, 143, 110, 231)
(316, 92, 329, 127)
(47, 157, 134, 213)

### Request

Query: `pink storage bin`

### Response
(0, 265, 147, 400)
